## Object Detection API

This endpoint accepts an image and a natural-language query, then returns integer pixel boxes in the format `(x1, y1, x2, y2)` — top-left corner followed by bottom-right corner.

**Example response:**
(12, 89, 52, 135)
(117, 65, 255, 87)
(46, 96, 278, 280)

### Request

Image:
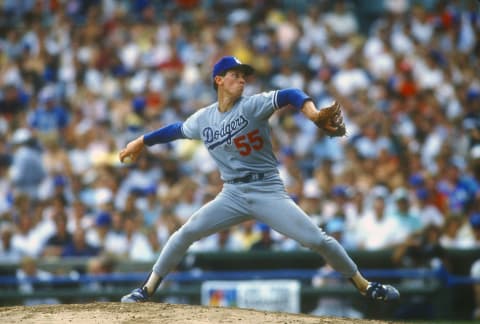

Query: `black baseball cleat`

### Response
(121, 287, 149, 303)
(365, 282, 400, 301)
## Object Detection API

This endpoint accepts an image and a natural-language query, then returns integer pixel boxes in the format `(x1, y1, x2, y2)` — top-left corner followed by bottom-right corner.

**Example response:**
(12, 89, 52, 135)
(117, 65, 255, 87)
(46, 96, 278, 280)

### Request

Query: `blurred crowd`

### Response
(0, 0, 479, 274)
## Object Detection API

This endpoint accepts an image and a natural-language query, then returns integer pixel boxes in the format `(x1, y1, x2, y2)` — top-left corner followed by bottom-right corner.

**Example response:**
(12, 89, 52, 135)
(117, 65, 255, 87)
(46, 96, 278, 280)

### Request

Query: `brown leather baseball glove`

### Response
(313, 101, 347, 137)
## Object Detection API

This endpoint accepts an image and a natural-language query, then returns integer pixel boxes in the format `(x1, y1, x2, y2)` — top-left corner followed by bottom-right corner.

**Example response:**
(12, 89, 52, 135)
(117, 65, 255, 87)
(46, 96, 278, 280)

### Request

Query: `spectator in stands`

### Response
(101, 211, 128, 257)
(324, 0, 359, 39)
(389, 187, 423, 241)
(250, 224, 277, 251)
(423, 173, 449, 215)
(393, 225, 447, 270)
(85, 254, 117, 298)
(448, 213, 478, 249)
(310, 131, 345, 167)
(42, 212, 72, 258)
(66, 200, 94, 233)
(28, 95, 69, 142)
(109, 214, 155, 261)
(11, 210, 44, 258)
(330, 185, 360, 246)
(41, 137, 73, 184)
(16, 256, 60, 305)
(355, 187, 404, 250)
(331, 56, 371, 98)
(437, 163, 478, 215)
(115, 154, 162, 211)
(145, 227, 162, 257)
(413, 187, 445, 228)
(392, 224, 448, 320)
(8, 128, 46, 201)
(0, 153, 12, 214)
(125, 193, 145, 219)
(85, 211, 112, 250)
(174, 178, 202, 225)
(232, 220, 261, 251)
(135, 185, 161, 227)
(67, 126, 93, 177)
(0, 222, 21, 263)
(62, 228, 100, 258)
(440, 215, 464, 248)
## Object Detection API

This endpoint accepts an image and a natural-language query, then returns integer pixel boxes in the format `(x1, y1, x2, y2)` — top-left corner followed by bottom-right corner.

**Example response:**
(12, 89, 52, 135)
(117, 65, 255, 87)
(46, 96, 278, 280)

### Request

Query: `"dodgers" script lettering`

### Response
(203, 115, 249, 150)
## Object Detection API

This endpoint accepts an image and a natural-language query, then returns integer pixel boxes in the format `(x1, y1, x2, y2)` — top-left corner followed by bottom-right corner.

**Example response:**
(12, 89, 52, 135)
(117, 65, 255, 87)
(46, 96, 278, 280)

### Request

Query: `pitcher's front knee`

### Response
(299, 233, 332, 251)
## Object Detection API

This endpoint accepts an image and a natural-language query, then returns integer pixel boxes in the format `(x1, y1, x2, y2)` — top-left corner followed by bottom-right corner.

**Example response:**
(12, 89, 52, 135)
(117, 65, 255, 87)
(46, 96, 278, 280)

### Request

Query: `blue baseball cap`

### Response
(212, 56, 254, 79)
(416, 188, 429, 201)
(53, 175, 67, 187)
(95, 211, 112, 227)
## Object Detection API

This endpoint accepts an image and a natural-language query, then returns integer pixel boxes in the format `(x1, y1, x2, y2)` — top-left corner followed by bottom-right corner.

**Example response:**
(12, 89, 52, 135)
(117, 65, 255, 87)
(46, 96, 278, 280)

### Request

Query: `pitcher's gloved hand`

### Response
(314, 101, 347, 137)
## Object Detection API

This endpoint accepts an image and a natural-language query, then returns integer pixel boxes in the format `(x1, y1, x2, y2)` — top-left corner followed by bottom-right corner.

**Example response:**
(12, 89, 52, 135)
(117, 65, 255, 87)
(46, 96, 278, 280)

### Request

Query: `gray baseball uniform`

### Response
(151, 91, 358, 278)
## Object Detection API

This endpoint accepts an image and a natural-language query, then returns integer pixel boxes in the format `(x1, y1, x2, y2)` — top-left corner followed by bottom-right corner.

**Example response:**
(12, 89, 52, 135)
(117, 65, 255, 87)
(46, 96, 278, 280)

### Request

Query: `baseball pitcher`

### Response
(119, 56, 399, 303)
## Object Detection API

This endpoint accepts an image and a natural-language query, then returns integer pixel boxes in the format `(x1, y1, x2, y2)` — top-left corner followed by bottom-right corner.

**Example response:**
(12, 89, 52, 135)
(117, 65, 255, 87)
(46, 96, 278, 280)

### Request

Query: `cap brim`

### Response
(230, 64, 254, 76)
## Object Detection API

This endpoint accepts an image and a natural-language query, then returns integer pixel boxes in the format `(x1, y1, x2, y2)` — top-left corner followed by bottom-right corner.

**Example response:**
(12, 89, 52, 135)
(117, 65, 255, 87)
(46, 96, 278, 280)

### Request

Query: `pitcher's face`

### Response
(218, 70, 246, 97)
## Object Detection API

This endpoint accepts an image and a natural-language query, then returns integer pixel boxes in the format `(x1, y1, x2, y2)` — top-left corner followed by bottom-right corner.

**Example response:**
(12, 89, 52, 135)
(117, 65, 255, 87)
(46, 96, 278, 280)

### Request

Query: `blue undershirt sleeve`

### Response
(143, 122, 186, 146)
(275, 88, 312, 110)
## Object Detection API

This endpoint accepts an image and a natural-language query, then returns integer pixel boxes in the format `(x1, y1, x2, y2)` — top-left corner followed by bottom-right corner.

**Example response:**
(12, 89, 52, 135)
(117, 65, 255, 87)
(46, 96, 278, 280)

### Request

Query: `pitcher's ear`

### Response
(213, 75, 223, 91)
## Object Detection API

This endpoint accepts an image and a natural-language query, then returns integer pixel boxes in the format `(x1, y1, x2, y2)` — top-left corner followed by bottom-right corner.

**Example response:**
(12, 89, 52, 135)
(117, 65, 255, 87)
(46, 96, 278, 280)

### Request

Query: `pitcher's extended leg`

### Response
(251, 197, 399, 301)
(252, 197, 358, 278)
(140, 194, 250, 297)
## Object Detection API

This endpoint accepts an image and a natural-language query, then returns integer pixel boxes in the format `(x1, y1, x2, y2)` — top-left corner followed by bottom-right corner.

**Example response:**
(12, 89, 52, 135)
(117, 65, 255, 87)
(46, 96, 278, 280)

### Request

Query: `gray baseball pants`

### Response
(152, 175, 358, 278)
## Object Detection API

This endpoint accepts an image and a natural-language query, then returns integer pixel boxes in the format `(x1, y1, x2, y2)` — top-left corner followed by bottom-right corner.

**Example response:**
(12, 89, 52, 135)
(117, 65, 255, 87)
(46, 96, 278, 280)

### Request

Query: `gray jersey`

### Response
(182, 90, 281, 181)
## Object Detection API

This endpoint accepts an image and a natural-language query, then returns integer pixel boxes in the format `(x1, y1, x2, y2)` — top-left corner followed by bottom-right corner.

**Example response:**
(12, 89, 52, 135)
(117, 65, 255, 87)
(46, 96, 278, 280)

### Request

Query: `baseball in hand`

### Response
(123, 155, 133, 163)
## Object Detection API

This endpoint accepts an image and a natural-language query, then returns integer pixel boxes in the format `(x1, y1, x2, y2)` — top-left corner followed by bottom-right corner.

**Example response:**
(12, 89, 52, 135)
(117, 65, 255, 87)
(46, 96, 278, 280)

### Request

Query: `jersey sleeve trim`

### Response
(180, 124, 188, 139)
(272, 90, 280, 110)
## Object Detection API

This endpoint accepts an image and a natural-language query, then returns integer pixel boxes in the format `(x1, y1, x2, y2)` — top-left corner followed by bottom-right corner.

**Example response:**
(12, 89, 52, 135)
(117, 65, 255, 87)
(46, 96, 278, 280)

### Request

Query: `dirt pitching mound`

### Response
(0, 302, 401, 324)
